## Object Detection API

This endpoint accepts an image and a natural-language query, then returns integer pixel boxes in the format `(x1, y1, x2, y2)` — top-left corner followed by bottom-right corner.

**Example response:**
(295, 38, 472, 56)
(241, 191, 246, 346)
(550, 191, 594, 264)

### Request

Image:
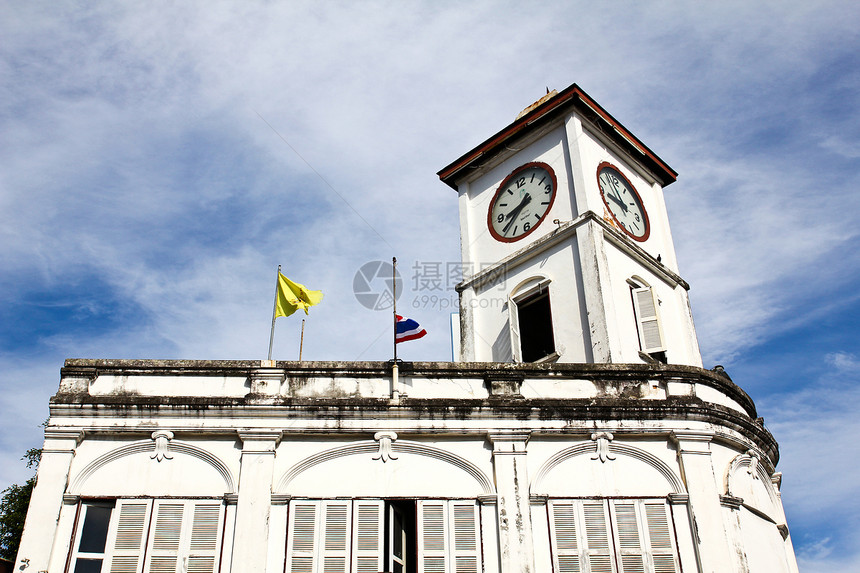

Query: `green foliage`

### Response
(0, 449, 41, 560)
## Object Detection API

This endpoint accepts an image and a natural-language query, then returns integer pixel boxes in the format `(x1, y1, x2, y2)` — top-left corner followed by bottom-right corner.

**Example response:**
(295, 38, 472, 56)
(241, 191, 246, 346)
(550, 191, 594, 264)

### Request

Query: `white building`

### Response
(17, 84, 798, 573)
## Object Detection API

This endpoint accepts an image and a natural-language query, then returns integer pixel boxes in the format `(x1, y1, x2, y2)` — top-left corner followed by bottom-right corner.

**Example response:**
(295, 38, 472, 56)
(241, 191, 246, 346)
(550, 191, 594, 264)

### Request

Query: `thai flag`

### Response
(396, 315, 427, 343)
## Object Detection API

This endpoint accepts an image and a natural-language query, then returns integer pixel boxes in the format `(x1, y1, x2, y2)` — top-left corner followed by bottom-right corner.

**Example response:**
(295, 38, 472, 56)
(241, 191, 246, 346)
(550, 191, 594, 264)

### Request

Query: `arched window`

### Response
(628, 277, 667, 363)
(509, 277, 557, 363)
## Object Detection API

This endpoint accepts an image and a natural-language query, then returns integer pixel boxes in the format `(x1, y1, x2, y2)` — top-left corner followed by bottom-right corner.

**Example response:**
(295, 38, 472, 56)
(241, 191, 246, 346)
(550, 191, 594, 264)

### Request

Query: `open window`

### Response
(548, 498, 680, 573)
(629, 278, 666, 363)
(509, 278, 556, 363)
(68, 498, 224, 573)
(286, 499, 481, 573)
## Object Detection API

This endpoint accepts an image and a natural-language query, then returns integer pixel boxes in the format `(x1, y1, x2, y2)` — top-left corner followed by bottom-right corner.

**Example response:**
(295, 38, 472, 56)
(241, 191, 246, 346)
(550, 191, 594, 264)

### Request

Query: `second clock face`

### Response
(488, 162, 557, 242)
(597, 162, 650, 242)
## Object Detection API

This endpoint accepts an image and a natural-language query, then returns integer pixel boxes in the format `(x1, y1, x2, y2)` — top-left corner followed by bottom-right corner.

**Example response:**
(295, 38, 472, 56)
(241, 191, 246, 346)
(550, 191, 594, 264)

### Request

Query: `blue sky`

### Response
(1, 1, 859, 570)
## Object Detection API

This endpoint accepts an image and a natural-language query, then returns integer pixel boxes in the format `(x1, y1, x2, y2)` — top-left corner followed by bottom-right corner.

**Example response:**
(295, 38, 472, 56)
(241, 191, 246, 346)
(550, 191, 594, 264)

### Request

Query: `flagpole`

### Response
(267, 264, 281, 361)
(391, 256, 399, 401)
(392, 256, 397, 363)
(299, 319, 305, 361)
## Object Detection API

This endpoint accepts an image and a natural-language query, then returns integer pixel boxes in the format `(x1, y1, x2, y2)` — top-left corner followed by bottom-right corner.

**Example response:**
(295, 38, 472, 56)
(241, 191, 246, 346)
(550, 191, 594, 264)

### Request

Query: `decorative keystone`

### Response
(746, 449, 760, 480)
(150, 430, 174, 462)
(372, 431, 398, 463)
(590, 432, 616, 463)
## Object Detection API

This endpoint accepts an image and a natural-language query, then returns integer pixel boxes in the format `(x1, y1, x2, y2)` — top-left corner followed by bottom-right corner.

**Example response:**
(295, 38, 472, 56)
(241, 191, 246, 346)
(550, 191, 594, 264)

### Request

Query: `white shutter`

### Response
(186, 502, 223, 573)
(582, 502, 615, 573)
(642, 502, 678, 573)
(611, 502, 646, 573)
(321, 501, 351, 573)
(418, 501, 448, 573)
(105, 500, 152, 573)
(450, 502, 481, 573)
(548, 501, 581, 573)
(508, 297, 522, 362)
(632, 287, 665, 353)
(287, 501, 318, 573)
(352, 500, 384, 573)
(144, 502, 185, 573)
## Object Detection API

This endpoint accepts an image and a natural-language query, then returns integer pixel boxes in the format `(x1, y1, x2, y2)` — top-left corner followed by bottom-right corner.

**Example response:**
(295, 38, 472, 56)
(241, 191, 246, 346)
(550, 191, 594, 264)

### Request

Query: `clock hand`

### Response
(502, 194, 532, 233)
(607, 192, 629, 213)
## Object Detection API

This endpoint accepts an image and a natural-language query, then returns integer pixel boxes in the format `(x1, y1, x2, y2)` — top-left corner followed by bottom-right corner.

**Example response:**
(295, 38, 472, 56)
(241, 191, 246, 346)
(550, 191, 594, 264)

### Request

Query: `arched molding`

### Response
(510, 275, 551, 301)
(531, 441, 685, 494)
(68, 439, 236, 494)
(725, 451, 779, 507)
(275, 439, 495, 495)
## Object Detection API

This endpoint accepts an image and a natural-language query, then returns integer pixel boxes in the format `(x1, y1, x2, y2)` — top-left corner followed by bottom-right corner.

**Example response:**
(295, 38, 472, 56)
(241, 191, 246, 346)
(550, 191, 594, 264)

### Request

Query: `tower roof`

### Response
(438, 83, 678, 189)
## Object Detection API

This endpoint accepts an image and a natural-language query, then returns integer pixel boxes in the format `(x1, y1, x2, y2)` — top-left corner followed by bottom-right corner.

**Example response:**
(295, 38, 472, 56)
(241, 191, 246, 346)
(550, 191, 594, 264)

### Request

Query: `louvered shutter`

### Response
(186, 502, 223, 573)
(104, 500, 151, 573)
(582, 502, 615, 573)
(642, 502, 678, 573)
(450, 502, 481, 573)
(144, 502, 185, 573)
(549, 501, 581, 573)
(352, 500, 384, 573)
(320, 501, 352, 573)
(287, 501, 318, 573)
(508, 297, 522, 362)
(418, 501, 448, 573)
(611, 502, 646, 573)
(632, 287, 665, 353)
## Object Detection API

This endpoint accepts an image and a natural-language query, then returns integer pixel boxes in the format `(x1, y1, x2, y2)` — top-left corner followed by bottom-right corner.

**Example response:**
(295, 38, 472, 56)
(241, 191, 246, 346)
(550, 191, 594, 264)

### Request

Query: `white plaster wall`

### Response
(603, 244, 702, 366)
(67, 438, 239, 497)
(89, 374, 248, 397)
(468, 239, 589, 363)
(569, 116, 674, 268)
(459, 125, 575, 268)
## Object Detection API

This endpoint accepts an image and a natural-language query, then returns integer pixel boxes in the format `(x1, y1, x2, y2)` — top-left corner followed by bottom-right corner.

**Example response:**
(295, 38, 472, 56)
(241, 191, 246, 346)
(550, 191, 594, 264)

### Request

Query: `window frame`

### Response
(509, 277, 556, 363)
(547, 497, 681, 573)
(285, 498, 482, 573)
(67, 498, 225, 573)
(628, 278, 667, 361)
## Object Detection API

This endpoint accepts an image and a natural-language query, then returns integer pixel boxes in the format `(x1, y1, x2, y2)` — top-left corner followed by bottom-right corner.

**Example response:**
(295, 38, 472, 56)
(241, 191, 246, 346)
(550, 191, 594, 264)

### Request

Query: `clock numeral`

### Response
(497, 214, 504, 223)
(523, 222, 531, 232)
(517, 177, 526, 188)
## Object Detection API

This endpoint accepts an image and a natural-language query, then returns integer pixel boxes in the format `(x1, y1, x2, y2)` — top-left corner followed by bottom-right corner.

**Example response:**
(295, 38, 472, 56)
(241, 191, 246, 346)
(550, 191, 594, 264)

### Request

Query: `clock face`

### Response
(597, 162, 650, 242)
(487, 162, 557, 242)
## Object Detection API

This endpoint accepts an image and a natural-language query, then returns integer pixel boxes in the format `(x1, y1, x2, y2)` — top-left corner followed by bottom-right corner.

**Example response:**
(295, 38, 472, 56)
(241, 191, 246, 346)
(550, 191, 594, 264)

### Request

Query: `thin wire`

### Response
(256, 111, 393, 250)
(354, 324, 391, 360)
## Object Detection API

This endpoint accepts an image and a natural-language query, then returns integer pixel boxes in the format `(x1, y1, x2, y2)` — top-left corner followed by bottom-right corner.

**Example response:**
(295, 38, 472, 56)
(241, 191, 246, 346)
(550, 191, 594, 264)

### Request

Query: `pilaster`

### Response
(230, 430, 281, 572)
(671, 431, 735, 573)
(489, 431, 535, 573)
(15, 429, 82, 571)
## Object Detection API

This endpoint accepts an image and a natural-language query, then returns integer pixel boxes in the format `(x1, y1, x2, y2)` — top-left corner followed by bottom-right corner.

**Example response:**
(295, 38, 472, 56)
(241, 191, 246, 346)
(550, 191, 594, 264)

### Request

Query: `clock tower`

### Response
(439, 84, 702, 367)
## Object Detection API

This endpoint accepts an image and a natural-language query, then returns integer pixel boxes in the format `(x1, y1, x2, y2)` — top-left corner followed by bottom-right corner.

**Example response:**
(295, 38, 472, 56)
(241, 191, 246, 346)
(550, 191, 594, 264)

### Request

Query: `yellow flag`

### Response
(275, 272, 323, 318)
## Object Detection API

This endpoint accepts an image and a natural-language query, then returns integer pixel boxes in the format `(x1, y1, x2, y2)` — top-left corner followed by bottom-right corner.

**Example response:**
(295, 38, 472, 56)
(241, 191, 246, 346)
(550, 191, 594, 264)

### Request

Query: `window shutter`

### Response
(642, 502, 678, 573)
(549, 501, 581, 573)
(287, 501, 318, 573)
(144, 502, 184, 573)
(611, 502, 646, 573)
(582, 502, 615, 573)
(352, 500, 384, 573)
(321, 501, 351, 573)
(418, 500, 448, 573)
(450, 502, 481, 573)
(105, 500, 151, 573)
(508, 297, 522, 362)
(632, 287, 665, 353)
(186, 502, 222, 573)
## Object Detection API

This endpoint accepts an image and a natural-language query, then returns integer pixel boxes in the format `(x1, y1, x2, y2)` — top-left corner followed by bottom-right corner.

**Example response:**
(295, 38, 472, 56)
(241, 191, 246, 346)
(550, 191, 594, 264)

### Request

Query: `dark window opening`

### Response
(518, 291, 555, 362)
(73, 500, 115, 573)
(385, 500, 417, 573)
